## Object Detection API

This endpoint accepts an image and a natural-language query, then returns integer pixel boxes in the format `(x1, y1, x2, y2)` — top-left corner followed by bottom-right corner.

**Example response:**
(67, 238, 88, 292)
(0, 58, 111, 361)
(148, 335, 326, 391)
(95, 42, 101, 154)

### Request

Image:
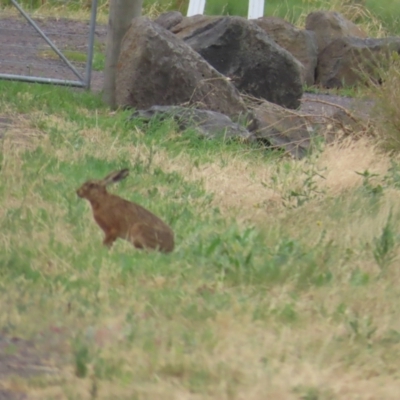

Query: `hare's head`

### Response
(76, 169, 129, 201)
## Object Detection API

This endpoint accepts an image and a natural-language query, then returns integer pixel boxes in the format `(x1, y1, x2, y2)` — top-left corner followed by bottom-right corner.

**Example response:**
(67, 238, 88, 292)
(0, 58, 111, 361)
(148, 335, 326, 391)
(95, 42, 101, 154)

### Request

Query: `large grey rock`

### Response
(254, 17, 318, 86)
(131, 105, 255, 141)
(175, 16, 304, 109)
(306, 11, 367, 54)
(300, 93, 373, 127)
(253, 101, 314, 158)
(154, 11, 183, 30)
(171, 14, 220, 35)
(116, 17, 248, 120)
(252, 97, 366, 158)
(317, 36, 400, 88)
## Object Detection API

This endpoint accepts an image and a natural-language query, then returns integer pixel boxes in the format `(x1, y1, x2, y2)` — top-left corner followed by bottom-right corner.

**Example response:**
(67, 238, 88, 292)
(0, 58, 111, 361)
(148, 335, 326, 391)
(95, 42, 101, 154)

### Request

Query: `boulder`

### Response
(175, 16, 304, 109)
(252, 96, 367, 158)
(154, 11, 183, 30)
(300, 93, 373, 126)
(171, 14, 221, 35)
(252, 101, 314, 158)
(316, 36, 400, 88)
(305, 11, 367, 54)
(131, 105, 255, 141)
(116, 17, 248, 120)
(254, 17, 318, 86)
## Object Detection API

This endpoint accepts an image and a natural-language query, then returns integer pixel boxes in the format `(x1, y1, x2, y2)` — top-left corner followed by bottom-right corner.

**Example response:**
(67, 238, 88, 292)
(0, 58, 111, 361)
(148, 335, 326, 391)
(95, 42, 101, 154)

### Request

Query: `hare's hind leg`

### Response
(130, 228, 147, 250)
(129, 223, 172, 252)
(103, 228, 118, 248)
(129, 223, 156, 251)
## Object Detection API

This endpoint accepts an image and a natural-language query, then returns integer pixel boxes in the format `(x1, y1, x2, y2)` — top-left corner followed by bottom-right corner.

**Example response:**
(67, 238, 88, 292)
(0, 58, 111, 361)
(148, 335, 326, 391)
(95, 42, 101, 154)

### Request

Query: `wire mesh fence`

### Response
(0, 0, 103, 88)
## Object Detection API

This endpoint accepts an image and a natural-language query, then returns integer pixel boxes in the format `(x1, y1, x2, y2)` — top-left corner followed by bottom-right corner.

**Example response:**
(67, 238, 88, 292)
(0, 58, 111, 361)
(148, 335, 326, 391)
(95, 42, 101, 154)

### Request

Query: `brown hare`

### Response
(76, 169, 174, 253)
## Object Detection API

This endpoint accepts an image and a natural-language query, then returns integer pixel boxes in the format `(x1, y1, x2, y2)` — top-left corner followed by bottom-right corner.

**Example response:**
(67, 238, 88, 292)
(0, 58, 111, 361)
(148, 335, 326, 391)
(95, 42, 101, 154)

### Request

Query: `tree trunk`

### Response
(103, 0, 143, 108)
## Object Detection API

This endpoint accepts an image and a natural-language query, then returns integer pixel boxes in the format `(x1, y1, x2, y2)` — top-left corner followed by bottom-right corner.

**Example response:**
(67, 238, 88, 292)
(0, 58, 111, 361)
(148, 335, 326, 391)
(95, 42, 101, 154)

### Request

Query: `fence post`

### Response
(103, 0, 143, 108)
(186, 0, 265, 19)
(187, 0, 206, 17)
(248, 0, 264, 19)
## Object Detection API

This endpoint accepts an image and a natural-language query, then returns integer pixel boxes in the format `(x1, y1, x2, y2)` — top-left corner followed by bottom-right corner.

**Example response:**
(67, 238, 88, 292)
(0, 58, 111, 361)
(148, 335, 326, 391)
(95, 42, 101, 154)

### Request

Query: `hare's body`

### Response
(77, 170, 174, 252)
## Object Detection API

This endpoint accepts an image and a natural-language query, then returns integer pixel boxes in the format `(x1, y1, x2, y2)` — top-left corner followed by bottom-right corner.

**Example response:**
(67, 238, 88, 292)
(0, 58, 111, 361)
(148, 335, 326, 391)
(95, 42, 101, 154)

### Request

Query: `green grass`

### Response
(142, 0, 400, 34)
(2, 0, 400, 35)
(184, 0, 400, 36)
(36, 39, 105, 72)
(2, 80, 400, 398)
(37, 49, 104, 72)
(2, 1, 400, 397)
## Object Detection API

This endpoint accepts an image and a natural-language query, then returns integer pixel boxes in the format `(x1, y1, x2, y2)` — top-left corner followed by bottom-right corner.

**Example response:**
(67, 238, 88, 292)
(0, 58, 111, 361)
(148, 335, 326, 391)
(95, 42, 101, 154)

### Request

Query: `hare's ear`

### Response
(102, 169, 129, 186)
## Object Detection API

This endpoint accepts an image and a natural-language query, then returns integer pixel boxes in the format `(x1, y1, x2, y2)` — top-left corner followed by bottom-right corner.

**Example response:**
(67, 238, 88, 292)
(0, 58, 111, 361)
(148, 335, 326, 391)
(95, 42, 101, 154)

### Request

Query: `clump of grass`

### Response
(280, 0, 388, 37)
(143, 0, 173, 18)
(368, 53, 400, 152)
(373, 210, 397, 273)
(37, 44, 105, 71)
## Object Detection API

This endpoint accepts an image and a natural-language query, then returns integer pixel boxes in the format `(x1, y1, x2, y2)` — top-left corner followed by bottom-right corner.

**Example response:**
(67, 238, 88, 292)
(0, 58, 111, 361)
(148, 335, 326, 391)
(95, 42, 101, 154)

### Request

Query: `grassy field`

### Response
(2, 0, 400, 398)
(2, 75, 400, 399)
(2, 0, 400, 35)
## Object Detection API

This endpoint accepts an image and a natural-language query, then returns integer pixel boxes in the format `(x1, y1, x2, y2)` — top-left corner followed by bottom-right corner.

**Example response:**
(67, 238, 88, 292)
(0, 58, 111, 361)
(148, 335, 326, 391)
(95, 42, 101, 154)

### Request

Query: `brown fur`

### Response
(76, 169, 174, 253)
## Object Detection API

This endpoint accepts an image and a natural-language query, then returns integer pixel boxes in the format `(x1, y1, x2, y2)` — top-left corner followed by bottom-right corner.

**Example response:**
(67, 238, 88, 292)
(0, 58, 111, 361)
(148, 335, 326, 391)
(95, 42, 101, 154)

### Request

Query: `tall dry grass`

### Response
(367, 54, 400, 152)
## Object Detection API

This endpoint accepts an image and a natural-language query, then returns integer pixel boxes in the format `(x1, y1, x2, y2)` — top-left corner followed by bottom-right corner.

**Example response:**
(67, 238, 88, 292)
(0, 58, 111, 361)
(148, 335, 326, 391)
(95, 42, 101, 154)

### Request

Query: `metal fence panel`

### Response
(0, 0, 98, 88)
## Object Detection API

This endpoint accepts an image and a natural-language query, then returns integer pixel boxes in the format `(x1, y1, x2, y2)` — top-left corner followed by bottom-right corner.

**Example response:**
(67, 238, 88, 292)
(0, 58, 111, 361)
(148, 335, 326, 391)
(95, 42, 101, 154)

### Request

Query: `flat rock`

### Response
(131, 105, 254, 141)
